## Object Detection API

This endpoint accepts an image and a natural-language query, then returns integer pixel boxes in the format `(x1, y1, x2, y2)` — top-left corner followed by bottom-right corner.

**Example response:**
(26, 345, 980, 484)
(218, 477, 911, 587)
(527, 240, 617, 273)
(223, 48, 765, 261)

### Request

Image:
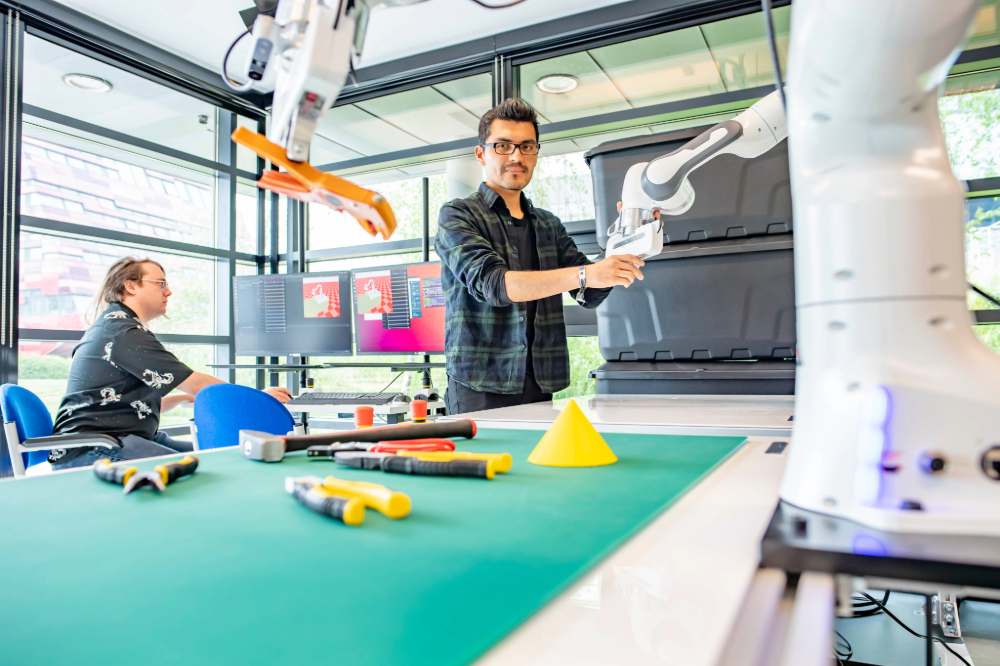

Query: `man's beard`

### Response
(498, 163, 530, 191)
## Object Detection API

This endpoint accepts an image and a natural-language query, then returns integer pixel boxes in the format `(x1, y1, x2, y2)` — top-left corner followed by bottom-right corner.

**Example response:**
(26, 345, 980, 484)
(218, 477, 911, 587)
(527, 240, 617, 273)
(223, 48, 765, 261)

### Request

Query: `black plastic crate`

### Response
(596, 235, 796, 362)
(585, 127, 793, 250)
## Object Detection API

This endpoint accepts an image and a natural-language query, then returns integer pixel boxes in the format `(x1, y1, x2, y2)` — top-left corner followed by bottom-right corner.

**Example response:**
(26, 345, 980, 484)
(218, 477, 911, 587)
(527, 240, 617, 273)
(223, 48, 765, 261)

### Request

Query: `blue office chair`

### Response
(192, 384, 299, 450)
(0, 384, 118, 477)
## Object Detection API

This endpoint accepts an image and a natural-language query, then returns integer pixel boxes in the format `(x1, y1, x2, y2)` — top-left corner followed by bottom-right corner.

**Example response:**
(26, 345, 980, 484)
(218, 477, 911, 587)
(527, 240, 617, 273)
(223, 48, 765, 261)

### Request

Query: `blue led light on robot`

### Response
(853, 385, 892, 506)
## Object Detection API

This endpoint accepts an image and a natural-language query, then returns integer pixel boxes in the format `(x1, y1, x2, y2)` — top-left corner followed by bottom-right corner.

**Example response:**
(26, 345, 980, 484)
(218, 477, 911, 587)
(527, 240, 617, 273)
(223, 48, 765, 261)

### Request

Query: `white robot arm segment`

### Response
(607, 89, 787, 259)
(230, 0, 431, 162)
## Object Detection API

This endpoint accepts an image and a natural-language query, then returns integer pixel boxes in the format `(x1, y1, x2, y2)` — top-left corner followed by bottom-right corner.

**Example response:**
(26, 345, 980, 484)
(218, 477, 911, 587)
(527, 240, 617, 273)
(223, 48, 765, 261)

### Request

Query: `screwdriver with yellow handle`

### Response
(320, 476, 411, 519)
(395, 450, 513, 473)
(285, 476, 366, 526)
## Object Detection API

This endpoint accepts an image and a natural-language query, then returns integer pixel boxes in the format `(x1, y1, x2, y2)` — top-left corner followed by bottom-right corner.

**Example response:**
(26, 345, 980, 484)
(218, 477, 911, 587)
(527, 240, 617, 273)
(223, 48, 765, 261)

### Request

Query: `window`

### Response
(313, 73, 492, 167)
(21, 128, 217, 247)
(24, 34, 218, 160)
(518, 7, 789, 126)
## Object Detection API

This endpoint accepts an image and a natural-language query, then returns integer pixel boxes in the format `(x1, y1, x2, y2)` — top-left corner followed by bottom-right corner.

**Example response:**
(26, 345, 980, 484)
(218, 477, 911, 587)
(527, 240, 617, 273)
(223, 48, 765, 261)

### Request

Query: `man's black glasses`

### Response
(482, 141, 541, 156)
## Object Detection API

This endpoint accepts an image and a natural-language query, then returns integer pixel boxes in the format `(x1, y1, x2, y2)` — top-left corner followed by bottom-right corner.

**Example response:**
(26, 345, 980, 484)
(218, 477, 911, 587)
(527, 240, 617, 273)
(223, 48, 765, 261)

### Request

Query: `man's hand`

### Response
(586, 254, 645, 288)
(264, 387, 293, 404)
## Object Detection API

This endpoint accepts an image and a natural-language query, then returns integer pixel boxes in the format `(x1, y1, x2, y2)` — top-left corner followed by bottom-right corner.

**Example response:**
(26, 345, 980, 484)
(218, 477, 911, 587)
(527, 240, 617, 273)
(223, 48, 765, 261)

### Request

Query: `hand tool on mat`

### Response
(95, 456, 199, 494)
(285, 476, 365, 526)
(307, 438, 456, 458)
(320, 475, 411, 519)
(395, 450, 513, 473)
(240, 419, 477, 462)
(334, 451, 496, 479)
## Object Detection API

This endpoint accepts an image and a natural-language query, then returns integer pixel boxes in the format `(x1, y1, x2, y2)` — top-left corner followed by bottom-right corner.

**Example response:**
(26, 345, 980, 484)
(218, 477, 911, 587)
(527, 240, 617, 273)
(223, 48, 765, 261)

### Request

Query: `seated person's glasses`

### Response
(482, 141, 541, 156)
(139, 279, 169, 292)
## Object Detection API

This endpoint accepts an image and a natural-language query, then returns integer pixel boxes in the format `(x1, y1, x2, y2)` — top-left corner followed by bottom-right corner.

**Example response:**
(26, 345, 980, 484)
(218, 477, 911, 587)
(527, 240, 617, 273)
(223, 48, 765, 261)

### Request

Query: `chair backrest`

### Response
(193, 384, 295, 450)
(0, 384, 54, 468)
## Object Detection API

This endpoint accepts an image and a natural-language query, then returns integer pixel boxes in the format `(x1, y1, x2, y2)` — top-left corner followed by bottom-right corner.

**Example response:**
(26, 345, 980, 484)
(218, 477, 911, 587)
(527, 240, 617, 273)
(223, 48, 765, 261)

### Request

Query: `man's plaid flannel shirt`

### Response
(435, 182, 610, 394)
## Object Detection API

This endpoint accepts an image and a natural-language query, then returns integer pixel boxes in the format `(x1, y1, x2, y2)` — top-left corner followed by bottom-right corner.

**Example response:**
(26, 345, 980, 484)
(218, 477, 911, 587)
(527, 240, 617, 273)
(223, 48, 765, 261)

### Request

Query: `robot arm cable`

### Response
(761, 0, 786, 110)
(221, 30, 256, 93)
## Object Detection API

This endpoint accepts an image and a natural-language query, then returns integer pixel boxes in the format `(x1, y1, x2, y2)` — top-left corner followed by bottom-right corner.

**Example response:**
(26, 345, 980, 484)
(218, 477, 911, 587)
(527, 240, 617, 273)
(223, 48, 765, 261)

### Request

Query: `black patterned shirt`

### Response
(435, 182, 611, 394)
(50, 302, 193, 461)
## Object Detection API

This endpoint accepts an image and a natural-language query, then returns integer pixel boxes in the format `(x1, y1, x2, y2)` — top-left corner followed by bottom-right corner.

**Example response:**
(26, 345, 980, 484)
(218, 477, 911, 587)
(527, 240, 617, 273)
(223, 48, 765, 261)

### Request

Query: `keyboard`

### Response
(286, 392, 399, 406)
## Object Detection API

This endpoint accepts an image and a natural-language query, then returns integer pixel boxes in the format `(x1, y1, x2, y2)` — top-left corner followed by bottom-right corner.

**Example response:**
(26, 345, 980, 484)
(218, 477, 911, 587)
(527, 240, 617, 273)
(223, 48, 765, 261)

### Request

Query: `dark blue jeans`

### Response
(51, 432, 193, 470)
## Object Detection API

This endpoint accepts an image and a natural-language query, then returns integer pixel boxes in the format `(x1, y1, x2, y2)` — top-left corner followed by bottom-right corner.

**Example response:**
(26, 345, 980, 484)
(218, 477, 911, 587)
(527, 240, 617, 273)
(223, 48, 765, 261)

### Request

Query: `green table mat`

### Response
(0, 428, 743, 665)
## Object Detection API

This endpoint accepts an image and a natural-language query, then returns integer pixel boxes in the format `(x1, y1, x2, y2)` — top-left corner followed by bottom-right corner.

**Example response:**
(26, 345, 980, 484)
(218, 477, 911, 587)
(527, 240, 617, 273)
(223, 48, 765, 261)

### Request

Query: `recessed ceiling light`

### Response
(536, 74, 579, 94)
(61, 73, 113, 93)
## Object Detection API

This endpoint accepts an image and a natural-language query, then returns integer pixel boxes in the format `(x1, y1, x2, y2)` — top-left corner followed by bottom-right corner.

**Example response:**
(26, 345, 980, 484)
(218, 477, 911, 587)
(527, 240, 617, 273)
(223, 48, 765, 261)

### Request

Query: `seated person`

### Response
(48, 257, 291, 469)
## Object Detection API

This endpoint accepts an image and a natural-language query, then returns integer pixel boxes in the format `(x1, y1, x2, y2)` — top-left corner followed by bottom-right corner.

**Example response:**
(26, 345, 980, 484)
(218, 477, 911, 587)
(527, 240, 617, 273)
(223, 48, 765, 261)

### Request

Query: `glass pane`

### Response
(315, 73, 491, 163)
(19, 232, 217, 335)
(941, 88, 1000, 180)
(160, 344, 214, 428)
(236, 262, 258, 276)
(523, 152, 595, 222)
(236, 115, 260, 173)
(18, 340, 75, 417)
(553, 336, 601, 401)
(309, 176, 428, 250)
(21, 128, 217, 247)
(23, 34, 218, 161)
(968, 0, 1000, 51)
(700, 7, 790, 92)
(518, 8, 788, 126)
(236, 180, 260, 254)
(308, 252, 428, 273)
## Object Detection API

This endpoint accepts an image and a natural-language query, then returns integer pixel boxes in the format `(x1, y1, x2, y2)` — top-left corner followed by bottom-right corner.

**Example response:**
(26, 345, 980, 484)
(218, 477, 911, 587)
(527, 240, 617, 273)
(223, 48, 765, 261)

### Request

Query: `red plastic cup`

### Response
(410, 399, 428, 423)
(354, 405, 374, 428)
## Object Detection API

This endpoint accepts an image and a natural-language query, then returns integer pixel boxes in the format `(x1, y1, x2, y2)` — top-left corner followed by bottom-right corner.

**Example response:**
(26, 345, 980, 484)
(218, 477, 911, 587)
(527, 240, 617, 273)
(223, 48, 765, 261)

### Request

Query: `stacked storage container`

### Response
(584, 126, 796, 395)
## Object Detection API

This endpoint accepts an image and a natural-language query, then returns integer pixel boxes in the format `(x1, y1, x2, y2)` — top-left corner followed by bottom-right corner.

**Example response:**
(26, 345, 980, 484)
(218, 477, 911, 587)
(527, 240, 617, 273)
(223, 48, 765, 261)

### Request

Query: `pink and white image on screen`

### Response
(302, 277, 341, 318)
(354, 271, 393, 320)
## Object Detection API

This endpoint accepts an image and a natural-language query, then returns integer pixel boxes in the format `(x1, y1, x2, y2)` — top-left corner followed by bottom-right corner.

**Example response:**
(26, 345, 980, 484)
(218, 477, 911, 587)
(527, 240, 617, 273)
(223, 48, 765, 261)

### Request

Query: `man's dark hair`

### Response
(478, 98, 539, 145)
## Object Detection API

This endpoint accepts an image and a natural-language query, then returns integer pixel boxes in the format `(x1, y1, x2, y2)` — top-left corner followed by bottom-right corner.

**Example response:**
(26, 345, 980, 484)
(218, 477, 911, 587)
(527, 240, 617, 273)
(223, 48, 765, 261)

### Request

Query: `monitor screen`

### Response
(352, 262, 445, 354)
(233, 271, 353, 356)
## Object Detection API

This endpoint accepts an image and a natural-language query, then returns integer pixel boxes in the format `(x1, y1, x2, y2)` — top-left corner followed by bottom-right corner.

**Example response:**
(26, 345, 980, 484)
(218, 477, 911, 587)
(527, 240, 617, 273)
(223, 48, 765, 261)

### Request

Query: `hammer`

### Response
(239, 419, 477, 462)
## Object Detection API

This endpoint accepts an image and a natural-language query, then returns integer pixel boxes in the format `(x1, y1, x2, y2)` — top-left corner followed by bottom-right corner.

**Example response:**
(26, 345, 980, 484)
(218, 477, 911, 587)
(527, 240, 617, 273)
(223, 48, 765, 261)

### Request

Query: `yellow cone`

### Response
(528, 400, 618, 467)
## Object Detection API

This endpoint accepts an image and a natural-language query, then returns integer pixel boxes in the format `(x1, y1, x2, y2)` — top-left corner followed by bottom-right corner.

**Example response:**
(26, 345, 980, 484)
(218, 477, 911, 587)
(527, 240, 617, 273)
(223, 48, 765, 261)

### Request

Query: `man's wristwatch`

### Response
(575, 265, 587, 305)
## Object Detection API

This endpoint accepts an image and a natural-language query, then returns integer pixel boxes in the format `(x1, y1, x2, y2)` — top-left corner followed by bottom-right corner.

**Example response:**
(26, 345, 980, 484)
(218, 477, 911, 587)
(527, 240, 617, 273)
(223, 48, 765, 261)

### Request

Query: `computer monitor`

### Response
(233, 271, 353, 356)
(352, 262, 445, 354)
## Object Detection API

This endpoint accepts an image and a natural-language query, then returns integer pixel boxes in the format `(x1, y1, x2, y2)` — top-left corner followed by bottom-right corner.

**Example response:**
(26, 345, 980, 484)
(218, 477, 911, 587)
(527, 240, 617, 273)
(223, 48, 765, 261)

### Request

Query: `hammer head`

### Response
(240, 430, 287, 462)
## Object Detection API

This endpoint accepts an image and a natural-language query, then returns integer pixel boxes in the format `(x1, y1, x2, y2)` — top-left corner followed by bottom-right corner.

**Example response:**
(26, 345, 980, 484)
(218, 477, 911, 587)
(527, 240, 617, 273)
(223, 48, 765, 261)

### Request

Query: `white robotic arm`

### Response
(232, 0, 428, 163)
(608, 89, 787, 259)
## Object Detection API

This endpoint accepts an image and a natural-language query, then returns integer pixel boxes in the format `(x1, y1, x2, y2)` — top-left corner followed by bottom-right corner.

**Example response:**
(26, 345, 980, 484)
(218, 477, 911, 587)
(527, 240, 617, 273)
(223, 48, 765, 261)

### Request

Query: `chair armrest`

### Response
(20, 434, 120, 451)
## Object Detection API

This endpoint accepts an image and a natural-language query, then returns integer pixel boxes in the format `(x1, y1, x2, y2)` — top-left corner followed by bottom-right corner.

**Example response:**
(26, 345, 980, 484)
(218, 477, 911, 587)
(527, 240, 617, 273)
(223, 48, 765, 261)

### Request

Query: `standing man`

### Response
(436, 99, 645, 414)
(48, 257, 292, 469)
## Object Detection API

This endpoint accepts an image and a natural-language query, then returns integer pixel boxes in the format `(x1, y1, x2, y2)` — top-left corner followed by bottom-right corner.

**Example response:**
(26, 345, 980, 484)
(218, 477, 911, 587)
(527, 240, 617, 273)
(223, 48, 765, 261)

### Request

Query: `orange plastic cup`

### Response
(354, 405, 374, 428)
(410, 399, 428, 423)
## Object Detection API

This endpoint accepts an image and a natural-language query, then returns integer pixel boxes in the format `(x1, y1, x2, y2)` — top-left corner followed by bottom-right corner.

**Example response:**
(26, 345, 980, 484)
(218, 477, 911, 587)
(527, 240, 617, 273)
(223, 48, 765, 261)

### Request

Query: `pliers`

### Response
(94, 456, 199, 494)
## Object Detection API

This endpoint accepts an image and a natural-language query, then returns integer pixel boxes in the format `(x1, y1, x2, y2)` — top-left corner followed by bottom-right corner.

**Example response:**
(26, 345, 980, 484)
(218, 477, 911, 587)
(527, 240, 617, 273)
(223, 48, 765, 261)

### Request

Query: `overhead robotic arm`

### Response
(223, 0, 429, 240)
(607, 89, 786, 259)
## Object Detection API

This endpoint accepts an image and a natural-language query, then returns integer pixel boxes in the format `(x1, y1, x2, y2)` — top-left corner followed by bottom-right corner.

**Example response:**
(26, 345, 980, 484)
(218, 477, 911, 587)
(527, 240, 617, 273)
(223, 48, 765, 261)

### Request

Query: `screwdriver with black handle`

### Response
(334, 451, 496, 479)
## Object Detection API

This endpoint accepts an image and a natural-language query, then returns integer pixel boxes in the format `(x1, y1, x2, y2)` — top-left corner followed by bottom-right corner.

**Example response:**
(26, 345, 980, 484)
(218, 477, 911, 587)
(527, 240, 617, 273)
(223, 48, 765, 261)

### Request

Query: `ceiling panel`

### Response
(355, 85, 481, 144)
(589, 27, 726, 108)
(519, 51, 632, 124)
(315, 105, 427, 158)
(432, 75, 494, 118)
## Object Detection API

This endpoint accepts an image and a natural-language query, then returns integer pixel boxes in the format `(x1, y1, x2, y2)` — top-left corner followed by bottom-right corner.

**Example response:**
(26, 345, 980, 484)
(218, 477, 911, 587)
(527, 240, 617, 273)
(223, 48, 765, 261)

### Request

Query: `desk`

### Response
(0, 397, 790, 666)
(446, 393, 795, 438)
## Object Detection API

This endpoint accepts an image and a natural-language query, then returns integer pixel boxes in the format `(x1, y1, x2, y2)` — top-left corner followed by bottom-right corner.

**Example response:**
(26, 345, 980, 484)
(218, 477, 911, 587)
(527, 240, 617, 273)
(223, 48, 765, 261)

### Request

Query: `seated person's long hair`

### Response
(86, 256, 165, 325)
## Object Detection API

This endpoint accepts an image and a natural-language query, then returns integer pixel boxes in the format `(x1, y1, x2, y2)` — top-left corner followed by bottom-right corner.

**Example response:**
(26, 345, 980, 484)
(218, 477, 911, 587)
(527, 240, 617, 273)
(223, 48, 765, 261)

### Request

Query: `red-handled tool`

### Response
(241, 419, 477, 462)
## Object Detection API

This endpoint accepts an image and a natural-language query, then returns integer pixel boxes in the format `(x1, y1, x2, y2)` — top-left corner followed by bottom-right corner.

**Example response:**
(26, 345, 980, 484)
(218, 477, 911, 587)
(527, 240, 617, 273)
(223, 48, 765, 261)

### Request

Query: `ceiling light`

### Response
(61, 73, 113, 93)
(536, 74, 579, 94)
